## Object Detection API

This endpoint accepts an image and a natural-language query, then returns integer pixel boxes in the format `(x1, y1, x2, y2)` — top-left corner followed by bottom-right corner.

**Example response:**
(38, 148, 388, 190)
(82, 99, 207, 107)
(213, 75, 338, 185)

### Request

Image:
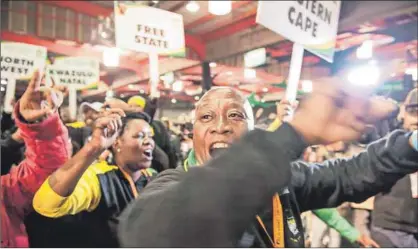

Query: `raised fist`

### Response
(89, 108, 125, 151)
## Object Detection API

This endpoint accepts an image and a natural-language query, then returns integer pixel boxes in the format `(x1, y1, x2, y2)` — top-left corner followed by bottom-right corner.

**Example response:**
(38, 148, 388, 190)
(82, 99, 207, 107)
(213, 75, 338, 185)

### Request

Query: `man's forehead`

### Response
(198, 87, 246, 105)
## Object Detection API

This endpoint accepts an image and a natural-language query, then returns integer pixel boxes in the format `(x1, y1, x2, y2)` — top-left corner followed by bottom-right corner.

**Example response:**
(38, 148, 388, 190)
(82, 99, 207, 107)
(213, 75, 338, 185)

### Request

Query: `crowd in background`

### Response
(0, 71, 417, 247)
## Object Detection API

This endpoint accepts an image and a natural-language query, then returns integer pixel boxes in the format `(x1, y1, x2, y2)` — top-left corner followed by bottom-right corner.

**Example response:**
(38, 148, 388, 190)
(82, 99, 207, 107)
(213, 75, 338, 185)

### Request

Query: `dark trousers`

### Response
(371, 226, 418, 248)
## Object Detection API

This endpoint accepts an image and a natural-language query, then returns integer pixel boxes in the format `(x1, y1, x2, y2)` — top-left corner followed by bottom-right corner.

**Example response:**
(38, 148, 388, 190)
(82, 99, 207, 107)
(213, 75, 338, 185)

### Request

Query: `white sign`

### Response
(114, 2, 185, 56)
(46, 57, 100, 89)
(257, 1, 341, 62)
(244, 48, 267, 68)
(1, 42, 47, 79)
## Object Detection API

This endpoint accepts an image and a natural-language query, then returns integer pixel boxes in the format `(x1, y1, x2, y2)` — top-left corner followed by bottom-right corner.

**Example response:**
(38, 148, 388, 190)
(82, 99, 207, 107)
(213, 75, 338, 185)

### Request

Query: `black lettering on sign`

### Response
(134, 35, 169, 49)
(1, 56, 35, 66)
(317, 2, 323, 21)
(59, 78, 87, 85)
(288, 4, 319, 38)
(294, 1, 333, 25)
(287, 0, 332, 38)
(288, 6, 296, 24)
(295, 11, 303, 29)
(1, 65, 29, 75)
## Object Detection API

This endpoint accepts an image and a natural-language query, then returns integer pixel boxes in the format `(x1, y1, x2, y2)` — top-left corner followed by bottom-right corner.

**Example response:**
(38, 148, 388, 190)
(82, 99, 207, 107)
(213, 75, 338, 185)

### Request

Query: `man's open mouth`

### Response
(209, 142, 229, 157)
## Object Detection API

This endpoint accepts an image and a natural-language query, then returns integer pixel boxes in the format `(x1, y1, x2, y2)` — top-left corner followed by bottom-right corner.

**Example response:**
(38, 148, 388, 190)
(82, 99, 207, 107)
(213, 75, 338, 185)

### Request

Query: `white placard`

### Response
(257, 1, 341, 62)
(114, 2, 185, 56)
(46, 57, 100, 89)
(1, 42, 47, 79)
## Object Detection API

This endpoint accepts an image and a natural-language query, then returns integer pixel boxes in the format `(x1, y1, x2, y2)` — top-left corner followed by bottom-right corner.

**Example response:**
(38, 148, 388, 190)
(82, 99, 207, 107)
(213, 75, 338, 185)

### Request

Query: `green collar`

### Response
(184, 149, 198, 171)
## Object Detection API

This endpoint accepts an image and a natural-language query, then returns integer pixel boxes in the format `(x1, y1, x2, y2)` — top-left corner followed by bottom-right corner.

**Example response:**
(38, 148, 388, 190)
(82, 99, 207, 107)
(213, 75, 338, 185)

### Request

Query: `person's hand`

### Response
(19, 70, 68, 122)
(289, 78, 398, 145)
(276, 98, 299, 122)
(89, 108, 125, 151)
(356, 234, 380, 248)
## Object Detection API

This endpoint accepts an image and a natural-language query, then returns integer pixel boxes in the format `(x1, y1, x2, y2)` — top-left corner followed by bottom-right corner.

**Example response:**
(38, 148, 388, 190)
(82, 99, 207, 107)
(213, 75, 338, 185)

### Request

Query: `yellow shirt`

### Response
(33, 161, 155, 218)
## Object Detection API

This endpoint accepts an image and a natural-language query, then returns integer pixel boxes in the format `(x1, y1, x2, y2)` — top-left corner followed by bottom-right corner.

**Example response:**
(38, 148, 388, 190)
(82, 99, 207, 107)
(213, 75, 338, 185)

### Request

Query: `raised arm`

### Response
(291, 130, 418, 212)
(33, 109, 124, 217)
(1, 71, 70, 213)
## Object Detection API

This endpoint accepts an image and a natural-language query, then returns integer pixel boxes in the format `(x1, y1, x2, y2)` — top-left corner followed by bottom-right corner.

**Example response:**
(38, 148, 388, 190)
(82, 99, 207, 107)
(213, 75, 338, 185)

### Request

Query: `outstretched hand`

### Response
(290, 78, 398, 145)
(19, 70, 68, 122)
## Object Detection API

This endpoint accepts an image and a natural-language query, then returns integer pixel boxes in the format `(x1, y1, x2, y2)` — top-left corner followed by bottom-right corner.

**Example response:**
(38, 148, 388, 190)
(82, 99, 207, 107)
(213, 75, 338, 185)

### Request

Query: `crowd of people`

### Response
(1, 70, 417, 248)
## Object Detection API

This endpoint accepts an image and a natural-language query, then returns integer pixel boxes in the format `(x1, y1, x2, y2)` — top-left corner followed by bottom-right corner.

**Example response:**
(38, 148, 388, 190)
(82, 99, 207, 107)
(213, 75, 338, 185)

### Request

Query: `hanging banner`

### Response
(1, 42, 47, 79)
(257, 1, 341, 62)
(46, 57, 100, 89)
(114, 2, 185, 56)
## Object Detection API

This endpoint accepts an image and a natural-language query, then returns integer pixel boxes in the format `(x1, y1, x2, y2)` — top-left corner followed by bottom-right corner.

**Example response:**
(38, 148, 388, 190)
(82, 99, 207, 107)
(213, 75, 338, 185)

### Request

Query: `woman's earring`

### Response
(117, 148, 121, 153)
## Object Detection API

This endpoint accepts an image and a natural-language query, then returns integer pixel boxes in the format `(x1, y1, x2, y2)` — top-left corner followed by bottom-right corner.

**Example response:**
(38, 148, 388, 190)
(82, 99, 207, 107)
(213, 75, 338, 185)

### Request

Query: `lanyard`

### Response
(119, 168, 151, 198)
(256, 193, 285, 248)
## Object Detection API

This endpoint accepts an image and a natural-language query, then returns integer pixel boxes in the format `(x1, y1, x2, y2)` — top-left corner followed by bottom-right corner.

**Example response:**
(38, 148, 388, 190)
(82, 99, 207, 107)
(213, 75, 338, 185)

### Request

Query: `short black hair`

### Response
(120, 112, 151, 135)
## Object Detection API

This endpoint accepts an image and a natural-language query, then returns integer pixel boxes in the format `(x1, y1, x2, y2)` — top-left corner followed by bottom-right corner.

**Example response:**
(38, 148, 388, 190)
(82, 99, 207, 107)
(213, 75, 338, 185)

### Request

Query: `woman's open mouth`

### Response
(142, 149, 153, 161)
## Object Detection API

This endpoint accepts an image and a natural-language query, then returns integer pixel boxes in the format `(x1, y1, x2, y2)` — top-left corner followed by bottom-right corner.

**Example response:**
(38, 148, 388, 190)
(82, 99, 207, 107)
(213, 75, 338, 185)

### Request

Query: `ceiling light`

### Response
(405, 67, 418, 81)
(301, 80, 313, 92)
(103, 47, 120, 67)
(356, 40, 373, 59)
(171, 98, 177, 104)
(208, 1, 231, 15)
(186, 1, 200, 13)
(1, 78, 7, 85)
(0, 86, 5, 91)
(194, 96, 200, 101)
(172, 80, 184, 92)
(140, 89, 145, 94)
(347, 64, 380, 86)
(262, 87, 269, 93)
(209, 62, 217, 68)
(244, 68, 256, 79)
(128, 84, 134, 89)
(106, 90, 114, 98)
(120, 94, 125, 98)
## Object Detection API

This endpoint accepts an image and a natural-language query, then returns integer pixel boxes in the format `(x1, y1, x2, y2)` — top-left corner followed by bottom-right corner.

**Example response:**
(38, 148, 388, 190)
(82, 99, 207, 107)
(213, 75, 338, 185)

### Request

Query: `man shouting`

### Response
(118, 80, 418, 247)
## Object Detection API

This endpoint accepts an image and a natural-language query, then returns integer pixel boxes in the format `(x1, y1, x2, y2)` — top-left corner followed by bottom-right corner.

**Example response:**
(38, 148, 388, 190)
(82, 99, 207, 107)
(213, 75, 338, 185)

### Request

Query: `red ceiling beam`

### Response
(38, 1, 112, 17)
(202, 9, 257, 42)
(185, 1, 251, 30)
(1, 31, 142, 76)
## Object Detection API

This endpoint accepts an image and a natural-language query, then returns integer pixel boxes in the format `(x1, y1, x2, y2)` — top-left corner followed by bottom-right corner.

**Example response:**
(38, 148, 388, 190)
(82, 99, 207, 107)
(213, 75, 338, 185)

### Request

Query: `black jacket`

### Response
(118, 123, 418, 247)
(0, 134, 25, 175)
(372, 174, 418, 234)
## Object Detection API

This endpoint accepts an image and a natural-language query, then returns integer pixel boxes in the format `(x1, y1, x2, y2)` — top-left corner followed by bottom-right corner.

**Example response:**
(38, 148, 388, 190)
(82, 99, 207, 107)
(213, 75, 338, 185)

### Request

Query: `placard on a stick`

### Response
(114, 2, 185, 56)
(257, 1, 341, 105)
(1, 42, 47, 79)
(257, 1, 341, 63)
(46, 57, 100, 89)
